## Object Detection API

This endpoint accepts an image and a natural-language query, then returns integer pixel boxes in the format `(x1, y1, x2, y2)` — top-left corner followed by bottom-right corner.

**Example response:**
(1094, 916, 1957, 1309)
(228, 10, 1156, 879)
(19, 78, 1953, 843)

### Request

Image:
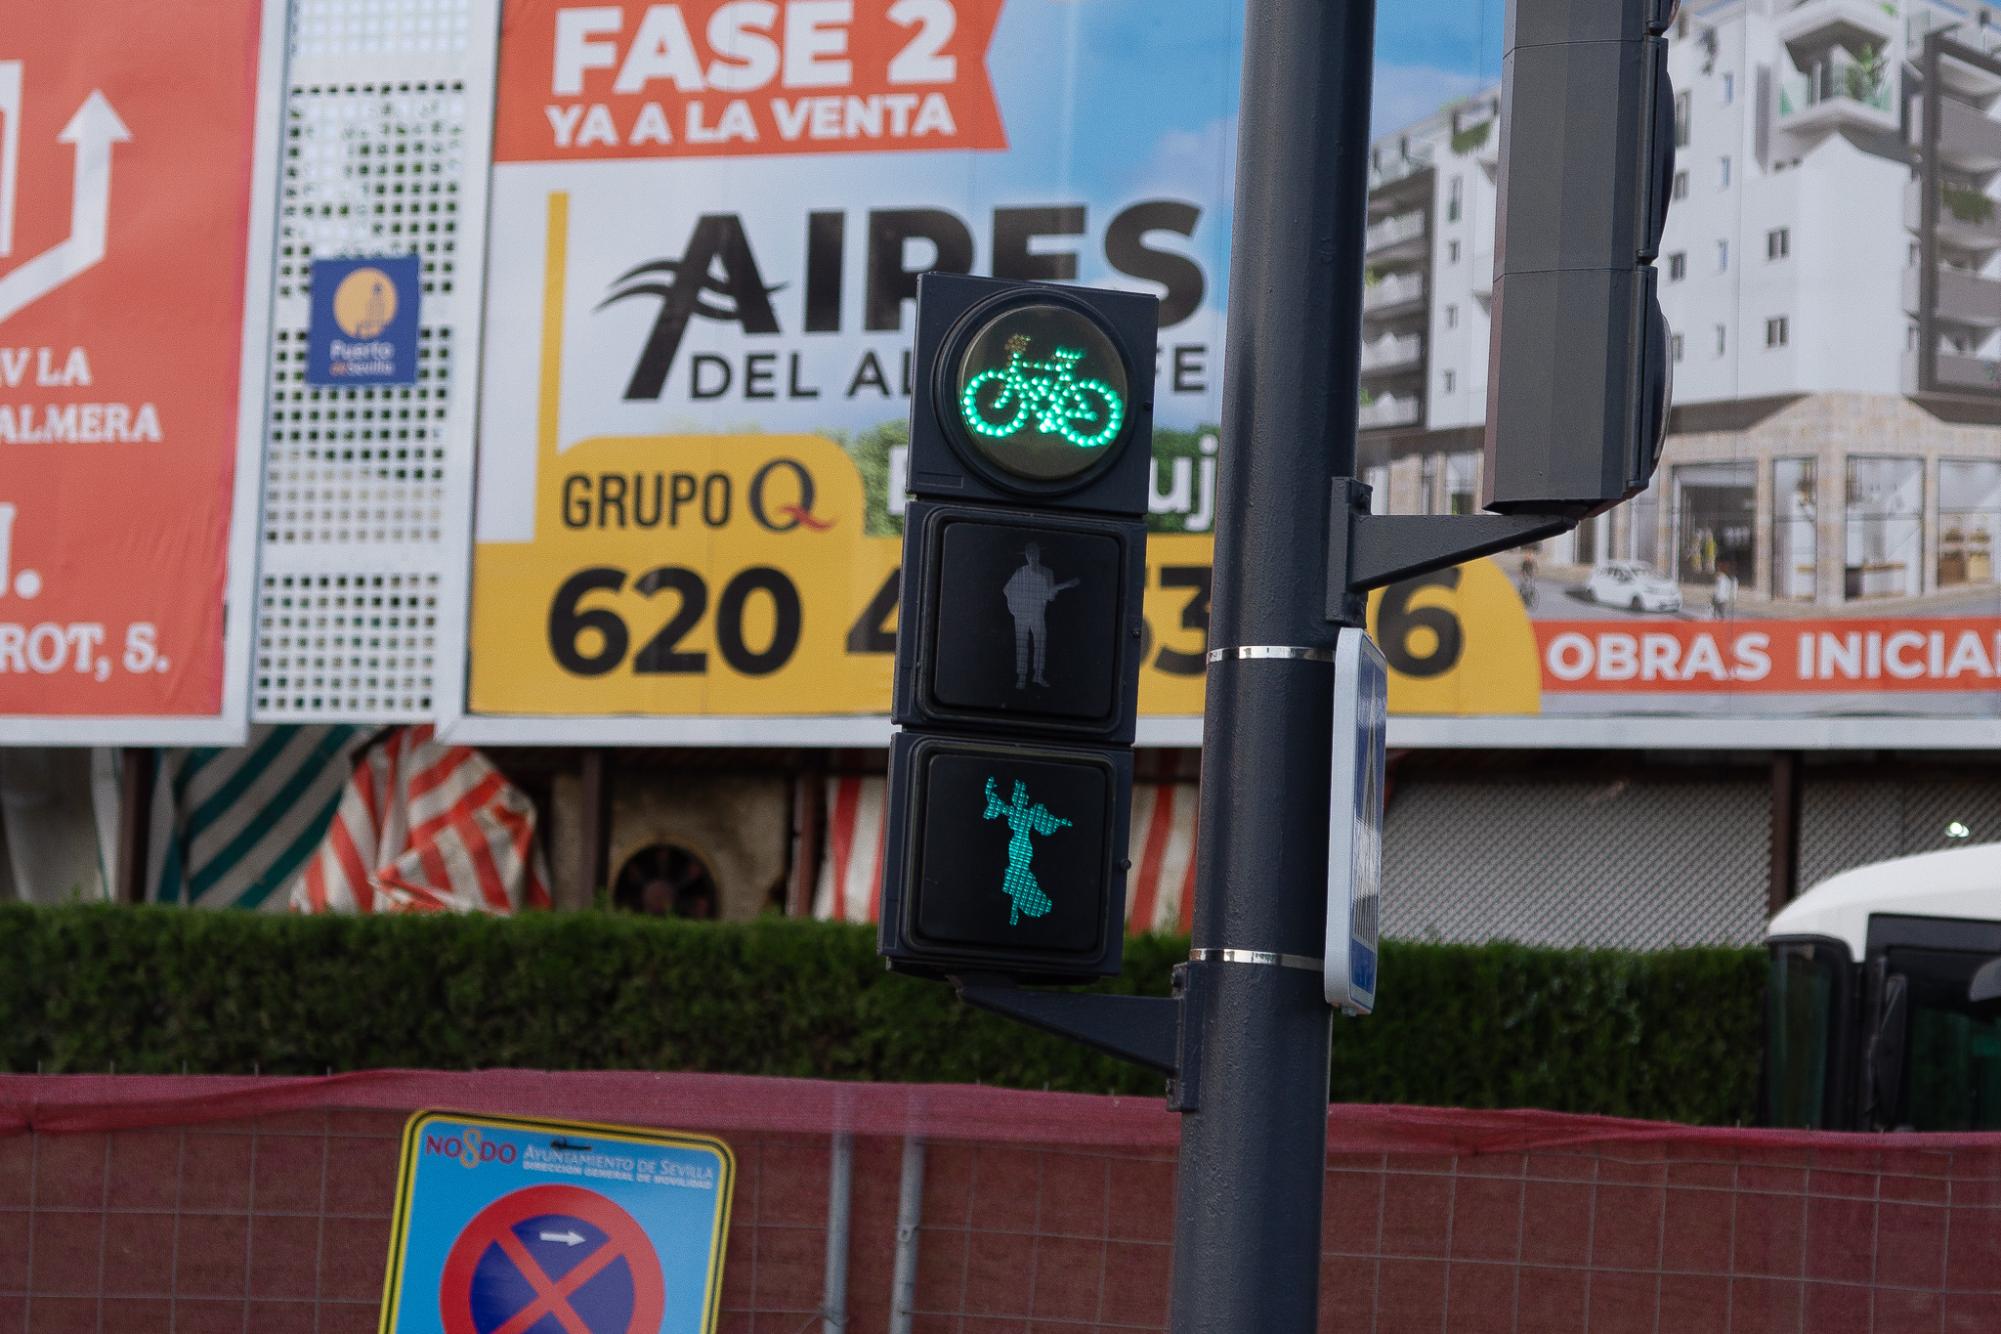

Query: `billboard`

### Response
(0, 0, 282, 742)
(461, 0, 2001, 746)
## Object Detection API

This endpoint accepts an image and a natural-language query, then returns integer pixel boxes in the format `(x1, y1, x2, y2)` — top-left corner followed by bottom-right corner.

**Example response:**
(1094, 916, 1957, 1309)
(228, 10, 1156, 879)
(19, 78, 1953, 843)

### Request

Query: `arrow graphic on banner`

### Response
(0, 88, 130, 326)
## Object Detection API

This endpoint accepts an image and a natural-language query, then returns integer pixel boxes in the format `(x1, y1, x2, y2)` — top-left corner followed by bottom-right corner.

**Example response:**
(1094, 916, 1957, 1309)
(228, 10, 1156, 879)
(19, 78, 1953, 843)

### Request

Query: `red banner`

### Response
(0, 1, 267, 720)
(493, 0, 1008, 162)
(1535, 618, 2001, 693)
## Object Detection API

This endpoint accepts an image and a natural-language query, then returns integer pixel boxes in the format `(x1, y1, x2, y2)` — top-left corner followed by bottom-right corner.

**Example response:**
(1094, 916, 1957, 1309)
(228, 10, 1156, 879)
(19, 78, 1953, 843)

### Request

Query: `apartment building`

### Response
(1362, 0, 2001, 610)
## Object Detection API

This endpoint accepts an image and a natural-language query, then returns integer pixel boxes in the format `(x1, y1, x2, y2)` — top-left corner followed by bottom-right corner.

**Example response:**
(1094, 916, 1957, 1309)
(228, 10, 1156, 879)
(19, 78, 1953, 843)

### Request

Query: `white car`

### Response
(1585, 561, 1682, 613)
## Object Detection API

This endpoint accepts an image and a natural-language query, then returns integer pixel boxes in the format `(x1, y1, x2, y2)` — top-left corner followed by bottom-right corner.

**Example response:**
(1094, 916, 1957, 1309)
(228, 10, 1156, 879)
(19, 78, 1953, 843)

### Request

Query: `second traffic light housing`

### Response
(1484, 0, 1678, 518)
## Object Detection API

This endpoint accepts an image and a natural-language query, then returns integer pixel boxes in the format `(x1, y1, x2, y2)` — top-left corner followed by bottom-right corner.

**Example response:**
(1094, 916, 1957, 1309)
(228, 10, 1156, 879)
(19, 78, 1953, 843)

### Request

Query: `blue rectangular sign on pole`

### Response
(1325, 627, 1387, 1015)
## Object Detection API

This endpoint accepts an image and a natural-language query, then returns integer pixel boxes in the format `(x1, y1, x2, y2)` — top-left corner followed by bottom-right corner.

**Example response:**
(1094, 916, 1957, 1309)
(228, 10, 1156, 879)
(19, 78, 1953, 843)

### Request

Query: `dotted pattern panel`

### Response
(1381, 777, 1771, 949)
(1798, 778, 2001, 893)
(253, 4, 480, 722)
(291, 0, 473, 61)
(256, 572, 440, 716)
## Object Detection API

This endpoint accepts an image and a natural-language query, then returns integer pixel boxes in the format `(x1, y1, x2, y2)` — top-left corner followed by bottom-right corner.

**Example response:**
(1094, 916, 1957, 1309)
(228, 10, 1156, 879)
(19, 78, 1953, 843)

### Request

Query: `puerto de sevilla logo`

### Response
(331, 265, 397, 338)
(0, 62, 131, 325)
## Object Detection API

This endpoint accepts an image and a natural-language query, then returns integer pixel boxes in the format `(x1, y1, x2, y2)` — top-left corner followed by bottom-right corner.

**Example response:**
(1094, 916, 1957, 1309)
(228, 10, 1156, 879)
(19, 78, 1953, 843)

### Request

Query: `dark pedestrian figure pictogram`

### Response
(1003, 542, 1078, 689)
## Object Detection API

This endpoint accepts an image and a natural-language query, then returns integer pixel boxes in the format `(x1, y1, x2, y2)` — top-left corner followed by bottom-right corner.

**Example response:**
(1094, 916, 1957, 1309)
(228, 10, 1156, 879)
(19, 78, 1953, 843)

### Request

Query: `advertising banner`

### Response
(0, 0, 282, 742)
(466, 0, 2001, 744)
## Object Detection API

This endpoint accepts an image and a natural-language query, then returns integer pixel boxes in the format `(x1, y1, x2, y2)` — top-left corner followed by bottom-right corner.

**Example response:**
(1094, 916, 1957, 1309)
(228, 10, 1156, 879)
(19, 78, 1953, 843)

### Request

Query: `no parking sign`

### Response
(381, 1112, 733, 1334)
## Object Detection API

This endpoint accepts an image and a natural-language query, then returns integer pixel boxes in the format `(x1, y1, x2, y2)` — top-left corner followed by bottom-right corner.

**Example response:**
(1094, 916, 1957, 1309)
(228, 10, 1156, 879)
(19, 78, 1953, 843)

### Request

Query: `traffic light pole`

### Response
(1168, 1, 1376, 1329)
(886, 0, 1659, 1325)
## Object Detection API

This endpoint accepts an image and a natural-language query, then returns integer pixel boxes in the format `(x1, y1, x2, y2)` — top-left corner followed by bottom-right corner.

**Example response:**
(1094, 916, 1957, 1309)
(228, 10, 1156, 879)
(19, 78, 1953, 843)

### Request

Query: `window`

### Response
(1714, 323, 1727, 355)
(1772, 459, 1817, 600)
(1768, 227, 1790, 260)
(1845, 457, 1924, 600)
(1766, 944, 1841, 1128)
(1673, 461, 1756, 587)
(1892, 947, 2001, 1131)
(1448, 239, 1461, 263)
(1442, 369, 1456, 393)
(1765, 316, 1789, 348)
(1447, 175, 1463, 223)
(1722, 71, 1735, 105)
(1719, 156, 1732, 189)
(1673, 170, 1690, 200)
(1446, 452, 1480, 516)
(1669, 252, 1687, 281)
(1937, 459, 2001, 588)
(1675, 90, 1691, 147)
(1671, 332, 1685, 363)
(1445, 303, 1459, 330)
(1717, 239, 1730, 272)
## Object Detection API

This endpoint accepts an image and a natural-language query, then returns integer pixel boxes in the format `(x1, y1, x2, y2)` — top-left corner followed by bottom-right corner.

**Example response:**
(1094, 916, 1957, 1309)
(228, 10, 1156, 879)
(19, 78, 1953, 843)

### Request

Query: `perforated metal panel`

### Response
(250, 0, 494, 721)
(1381, 776, 1771, 949)
(1798, 777, 2001, 893)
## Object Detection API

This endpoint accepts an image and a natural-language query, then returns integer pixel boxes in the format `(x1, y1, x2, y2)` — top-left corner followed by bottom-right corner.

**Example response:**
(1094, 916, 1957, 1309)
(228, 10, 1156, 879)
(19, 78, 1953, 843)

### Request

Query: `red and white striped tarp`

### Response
(288, 726, 551, 915)
(814, 763, 1200, 933)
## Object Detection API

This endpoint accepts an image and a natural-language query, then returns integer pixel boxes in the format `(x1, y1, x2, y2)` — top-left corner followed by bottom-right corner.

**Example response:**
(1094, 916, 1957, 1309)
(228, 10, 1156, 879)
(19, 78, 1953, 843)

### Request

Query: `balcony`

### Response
(1369, 145, 1434, 194)
(1365, 209, 1427, 260)
(1906, 264, 2001, 327)
(1359, 333, 1424, 376)
(1906, 178, 2001, 253)
(1907, 347, 2001, 393)
(1358, 391, 1422, 431)
(1778, 55, 1895, 135)
(1362, 271, 1426, 318)
(1926, 95, 2001, 173)
(1775, 0, 1896, 60)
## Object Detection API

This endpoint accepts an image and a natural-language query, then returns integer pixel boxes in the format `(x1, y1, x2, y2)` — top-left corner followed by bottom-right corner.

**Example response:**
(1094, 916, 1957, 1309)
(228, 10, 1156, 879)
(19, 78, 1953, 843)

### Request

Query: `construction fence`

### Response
(2, 1071, 1999, 1333)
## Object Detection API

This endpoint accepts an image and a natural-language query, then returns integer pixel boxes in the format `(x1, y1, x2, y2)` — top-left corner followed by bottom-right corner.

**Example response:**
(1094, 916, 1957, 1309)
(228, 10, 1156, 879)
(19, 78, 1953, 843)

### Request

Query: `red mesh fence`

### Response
(2, 1071, 1997, 1333)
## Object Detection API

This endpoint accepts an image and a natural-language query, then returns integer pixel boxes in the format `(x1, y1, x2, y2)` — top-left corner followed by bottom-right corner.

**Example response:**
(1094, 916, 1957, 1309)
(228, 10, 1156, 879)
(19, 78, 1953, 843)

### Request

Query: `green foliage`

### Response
(0, 907, 1765, 1123)
(1144, 426, 1218, 535)
(1449, 120, 1492, 156)
(835, 418, 909, 537)
(1943, 182, 1996, 227)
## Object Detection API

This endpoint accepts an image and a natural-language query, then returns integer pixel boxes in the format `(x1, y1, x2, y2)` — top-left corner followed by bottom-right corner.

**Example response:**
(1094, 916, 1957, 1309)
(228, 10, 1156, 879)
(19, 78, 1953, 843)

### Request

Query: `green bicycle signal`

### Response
(948, 301, 1133, 483)
(960, 334, 1127, 450)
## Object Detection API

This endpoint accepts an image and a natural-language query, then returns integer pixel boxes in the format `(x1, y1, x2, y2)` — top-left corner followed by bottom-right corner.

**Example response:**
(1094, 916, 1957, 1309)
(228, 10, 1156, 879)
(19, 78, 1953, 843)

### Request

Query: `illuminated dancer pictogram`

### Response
(982, 777, 1071, 925)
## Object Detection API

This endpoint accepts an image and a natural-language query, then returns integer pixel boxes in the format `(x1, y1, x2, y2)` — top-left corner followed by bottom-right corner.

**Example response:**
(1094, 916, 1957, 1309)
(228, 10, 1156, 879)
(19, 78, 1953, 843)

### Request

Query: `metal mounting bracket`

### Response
(1325, 478, 1576, 622)
(956, 963, 1203, 1111)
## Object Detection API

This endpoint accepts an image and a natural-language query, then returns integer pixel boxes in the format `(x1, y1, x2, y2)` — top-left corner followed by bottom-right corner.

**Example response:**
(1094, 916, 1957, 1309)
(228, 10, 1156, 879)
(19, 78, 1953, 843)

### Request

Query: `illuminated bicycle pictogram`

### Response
(959, 333, 1127, 450)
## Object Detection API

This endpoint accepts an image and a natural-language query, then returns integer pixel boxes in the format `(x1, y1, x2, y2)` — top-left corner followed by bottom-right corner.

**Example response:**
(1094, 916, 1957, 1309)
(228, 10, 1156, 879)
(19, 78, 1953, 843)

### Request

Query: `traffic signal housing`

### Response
(880, 275, 1158, 982)
(1484, 0, 1678, 518)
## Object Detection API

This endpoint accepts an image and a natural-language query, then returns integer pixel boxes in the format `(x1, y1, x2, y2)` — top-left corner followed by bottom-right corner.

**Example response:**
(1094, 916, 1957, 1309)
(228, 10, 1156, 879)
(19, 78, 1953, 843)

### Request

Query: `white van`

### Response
(1765, 842, 2001, 1131)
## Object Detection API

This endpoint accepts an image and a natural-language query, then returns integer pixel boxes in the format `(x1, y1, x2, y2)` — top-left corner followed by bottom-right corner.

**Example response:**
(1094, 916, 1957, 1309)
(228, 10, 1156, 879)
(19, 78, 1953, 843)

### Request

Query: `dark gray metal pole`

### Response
(1168, 0, 1376, 1329)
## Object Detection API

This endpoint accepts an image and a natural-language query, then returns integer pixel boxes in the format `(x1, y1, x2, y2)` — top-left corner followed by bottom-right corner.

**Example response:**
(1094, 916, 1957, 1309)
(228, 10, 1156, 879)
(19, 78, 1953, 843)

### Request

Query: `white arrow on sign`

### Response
(538, 1230, 586, 1247)
(0, 88, 130, 326)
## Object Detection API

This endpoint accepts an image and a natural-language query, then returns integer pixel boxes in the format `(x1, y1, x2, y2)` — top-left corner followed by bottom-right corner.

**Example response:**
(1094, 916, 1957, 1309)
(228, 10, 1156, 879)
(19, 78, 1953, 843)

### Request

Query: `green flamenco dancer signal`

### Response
(983, 776, 1072, 925)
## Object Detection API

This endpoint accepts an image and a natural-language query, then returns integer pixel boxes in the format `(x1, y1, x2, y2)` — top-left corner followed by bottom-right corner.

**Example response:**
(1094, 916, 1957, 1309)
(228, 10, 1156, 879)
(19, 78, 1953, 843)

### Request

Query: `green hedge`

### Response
(0, 906, 1765, 1124)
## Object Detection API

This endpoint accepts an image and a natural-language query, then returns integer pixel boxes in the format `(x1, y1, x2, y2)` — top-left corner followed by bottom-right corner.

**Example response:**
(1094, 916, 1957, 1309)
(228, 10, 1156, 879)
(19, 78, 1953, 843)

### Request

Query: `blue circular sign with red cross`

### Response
(439, 1184, 666, 1334)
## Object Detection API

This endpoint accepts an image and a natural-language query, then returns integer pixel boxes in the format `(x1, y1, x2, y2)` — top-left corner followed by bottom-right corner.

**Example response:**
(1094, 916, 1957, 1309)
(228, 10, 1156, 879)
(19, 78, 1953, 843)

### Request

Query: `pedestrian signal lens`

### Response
(909, 745, 1113, 958)
(953, 302, 1130, 480)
